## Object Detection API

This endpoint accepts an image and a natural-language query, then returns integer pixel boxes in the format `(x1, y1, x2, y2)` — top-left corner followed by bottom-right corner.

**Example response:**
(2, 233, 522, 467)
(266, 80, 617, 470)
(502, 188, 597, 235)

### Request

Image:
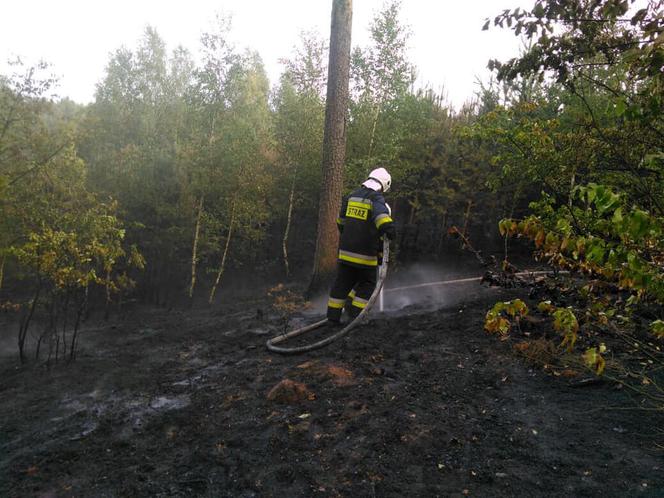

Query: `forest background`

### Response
(0, 0, 662, 365)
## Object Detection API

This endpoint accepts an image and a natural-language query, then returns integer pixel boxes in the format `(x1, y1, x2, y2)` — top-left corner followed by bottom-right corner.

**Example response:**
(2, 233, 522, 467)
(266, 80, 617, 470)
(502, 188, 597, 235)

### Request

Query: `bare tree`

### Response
(308, 0, 353, 293)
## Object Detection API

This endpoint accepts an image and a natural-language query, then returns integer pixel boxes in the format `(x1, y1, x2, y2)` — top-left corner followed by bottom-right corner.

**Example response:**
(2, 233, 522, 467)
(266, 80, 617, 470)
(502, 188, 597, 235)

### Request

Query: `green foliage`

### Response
(279, 31, 327, 98)
(651, 320, 664, 340)
(484, 299, 529, 335)
(482, 1, 663, 395)
(486, 0, 663, 92)
(351, 0, 415, 106)
(11, 203, 138, 295)
(3, 2, 658, 344)
(348, 0, 415, 172)
(503, 183, 664, 303)
(483, 0, 663, 211)
(0, 175, 7, 200)
(80, 21, 277, 300)
(582, 343, 607, 376)
(552, 307, 580, 352)
(496, 185, 662, 384)
(273, 34, 326, 252)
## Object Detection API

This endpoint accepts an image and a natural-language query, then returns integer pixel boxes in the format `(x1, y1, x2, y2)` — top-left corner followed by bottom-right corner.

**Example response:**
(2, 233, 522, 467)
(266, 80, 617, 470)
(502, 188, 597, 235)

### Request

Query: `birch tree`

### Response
(274, 33, 326, 276)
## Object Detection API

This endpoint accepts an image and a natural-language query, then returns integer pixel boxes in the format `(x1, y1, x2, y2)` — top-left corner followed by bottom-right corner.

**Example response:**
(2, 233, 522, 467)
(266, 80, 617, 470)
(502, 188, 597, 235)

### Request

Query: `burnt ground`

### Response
(0, 283, 663, 497)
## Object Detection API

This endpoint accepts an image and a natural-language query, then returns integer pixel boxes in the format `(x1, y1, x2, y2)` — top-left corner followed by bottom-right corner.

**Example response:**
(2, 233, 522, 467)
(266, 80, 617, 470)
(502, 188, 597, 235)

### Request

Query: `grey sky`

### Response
(1, 0, 533, 109)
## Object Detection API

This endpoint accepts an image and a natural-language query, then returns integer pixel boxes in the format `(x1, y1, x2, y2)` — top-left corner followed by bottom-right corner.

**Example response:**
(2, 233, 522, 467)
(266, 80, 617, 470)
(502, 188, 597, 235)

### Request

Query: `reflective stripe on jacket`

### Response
(336, 186, 393, 268)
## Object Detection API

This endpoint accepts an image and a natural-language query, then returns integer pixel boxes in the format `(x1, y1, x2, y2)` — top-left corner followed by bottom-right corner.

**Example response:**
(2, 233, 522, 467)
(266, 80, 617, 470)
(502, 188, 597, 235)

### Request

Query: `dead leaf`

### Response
(514, 342, 530, 352)
(267, 379, 312, 404)
(325, 365, 355, 386)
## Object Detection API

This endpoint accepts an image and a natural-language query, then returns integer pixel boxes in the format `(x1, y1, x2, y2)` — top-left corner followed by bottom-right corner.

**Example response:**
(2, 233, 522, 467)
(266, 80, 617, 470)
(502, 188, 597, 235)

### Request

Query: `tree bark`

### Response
(189, 195, 205, 301)
(462, 200, 473, 239)
(69, 294, 85, 362)
(208, 199, 237, 304)
(104, 269, 112, 320)
(309, 0, 353, 294)
(367, 105, 380, 159)
(283, 175, 296, 278)
(0, 253, 5, 290)
(61, 290, 70, 359)
(18, 284, 41, 363)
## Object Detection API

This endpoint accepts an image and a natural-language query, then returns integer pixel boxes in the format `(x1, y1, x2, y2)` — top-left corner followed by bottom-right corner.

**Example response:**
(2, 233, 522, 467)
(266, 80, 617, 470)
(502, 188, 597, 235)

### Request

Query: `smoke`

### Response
(0, 317, 20, 358)
(380, 262, 487, 313)
(299, 261, 491, 320)
(301, 292, 329, 317)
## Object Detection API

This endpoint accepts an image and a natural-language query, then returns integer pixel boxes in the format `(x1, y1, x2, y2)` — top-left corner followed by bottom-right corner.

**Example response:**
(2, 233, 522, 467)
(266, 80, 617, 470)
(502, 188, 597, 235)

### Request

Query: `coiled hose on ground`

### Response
(266, 238, 390, 355)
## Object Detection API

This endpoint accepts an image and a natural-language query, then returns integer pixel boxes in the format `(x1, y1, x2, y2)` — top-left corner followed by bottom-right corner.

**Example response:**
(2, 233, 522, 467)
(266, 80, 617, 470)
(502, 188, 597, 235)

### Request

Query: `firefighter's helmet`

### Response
(366, 167, 391, 193)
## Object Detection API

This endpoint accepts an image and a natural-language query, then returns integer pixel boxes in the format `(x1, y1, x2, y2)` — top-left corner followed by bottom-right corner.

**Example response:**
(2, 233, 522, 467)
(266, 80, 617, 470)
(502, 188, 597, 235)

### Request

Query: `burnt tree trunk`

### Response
(18, 283, 41, 364)
(308, 0, 353, 294)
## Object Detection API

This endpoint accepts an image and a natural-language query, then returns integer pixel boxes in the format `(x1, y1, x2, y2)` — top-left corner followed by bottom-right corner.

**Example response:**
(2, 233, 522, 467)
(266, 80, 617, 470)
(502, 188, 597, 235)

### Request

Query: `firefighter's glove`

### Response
(381, 224, 396, 240)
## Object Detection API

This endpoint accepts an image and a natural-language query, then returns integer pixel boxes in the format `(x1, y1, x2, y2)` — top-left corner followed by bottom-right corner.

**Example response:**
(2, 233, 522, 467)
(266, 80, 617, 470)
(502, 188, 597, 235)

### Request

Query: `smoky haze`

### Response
(302, 260, 496, 321)
(0, 0, 534, 110)
(381, 262, 492, 313)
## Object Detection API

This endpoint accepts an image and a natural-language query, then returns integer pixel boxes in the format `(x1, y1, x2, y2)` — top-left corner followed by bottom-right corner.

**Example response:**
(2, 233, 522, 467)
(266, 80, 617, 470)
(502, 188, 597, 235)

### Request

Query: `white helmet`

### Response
(364, 167, 392, 193)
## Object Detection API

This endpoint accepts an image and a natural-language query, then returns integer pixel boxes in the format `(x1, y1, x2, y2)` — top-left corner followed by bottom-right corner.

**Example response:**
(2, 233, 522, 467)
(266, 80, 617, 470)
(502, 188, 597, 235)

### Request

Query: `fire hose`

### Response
(266, 236, 564, 354)
(266, 238, 390, 355)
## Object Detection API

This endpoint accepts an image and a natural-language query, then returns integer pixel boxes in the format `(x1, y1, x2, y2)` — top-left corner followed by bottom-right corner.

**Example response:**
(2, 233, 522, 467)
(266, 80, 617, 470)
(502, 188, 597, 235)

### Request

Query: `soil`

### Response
(1, 283, 662, 497)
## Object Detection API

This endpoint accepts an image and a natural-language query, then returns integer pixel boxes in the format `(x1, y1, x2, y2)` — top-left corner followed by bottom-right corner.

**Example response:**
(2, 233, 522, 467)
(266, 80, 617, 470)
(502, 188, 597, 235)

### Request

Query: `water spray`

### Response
(267, 238, 562, 354)
(266, 238, 390, 354)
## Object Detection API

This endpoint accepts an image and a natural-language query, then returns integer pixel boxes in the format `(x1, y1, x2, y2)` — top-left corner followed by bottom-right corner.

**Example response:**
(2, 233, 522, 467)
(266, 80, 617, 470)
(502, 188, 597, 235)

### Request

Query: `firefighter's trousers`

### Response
(327, 263, 377, 322)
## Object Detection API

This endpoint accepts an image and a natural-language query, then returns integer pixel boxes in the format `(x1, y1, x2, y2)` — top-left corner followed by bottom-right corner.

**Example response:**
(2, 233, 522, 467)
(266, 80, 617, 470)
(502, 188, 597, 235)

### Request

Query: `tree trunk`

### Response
(462, 200, 473, 239)
(18, 284, 41, 363)
(568, 169, 576, 208)
(283, 175, 296, 278)
(54, 332, 60, 364)
(437, 209, 448, 254)
(409, 200, 417, 224)
(61, 290, 70, 359)
(36, 296, 54, 362)
(104, 269, 112, 321)
(189, 195, 205, 301)
(208, 199, 237, 304)
(309, 0, 353, 294)
(367, 105, 380, 159)
(504, 182, 523, 261)
(35, 325, 44, 361)
(69, 290, 87, 362)
(0, 253, 5, 290)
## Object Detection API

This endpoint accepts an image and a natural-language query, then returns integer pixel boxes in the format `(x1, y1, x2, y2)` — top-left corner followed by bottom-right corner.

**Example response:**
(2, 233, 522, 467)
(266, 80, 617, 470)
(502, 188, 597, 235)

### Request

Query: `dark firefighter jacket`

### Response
(336, 185, 395, 268)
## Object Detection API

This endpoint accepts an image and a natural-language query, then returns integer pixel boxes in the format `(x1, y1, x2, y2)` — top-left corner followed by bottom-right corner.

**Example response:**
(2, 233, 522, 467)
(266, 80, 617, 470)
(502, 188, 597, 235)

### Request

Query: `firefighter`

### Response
(327, 167, 395, 323)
